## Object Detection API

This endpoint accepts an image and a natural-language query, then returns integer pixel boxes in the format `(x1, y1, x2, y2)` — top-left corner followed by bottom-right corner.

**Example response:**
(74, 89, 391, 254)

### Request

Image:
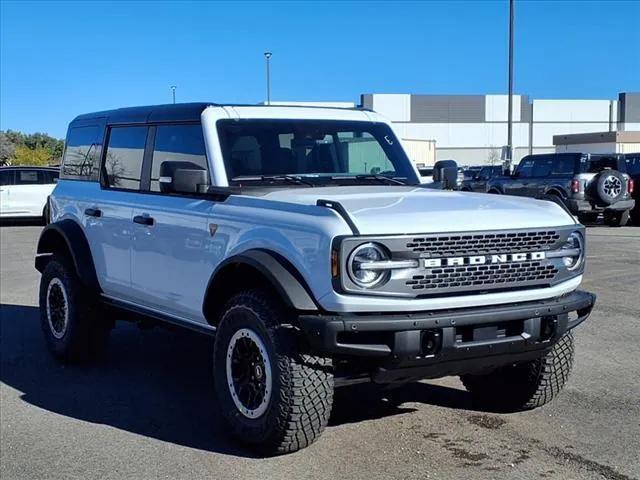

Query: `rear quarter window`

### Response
(61, 125, 101, 181)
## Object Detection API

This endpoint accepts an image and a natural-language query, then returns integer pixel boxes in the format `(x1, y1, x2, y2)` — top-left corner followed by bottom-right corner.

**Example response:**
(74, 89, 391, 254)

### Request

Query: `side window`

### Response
(104, 126, 148, 191)
(477, 167, 490, 179)
(62, 126, 100, 180)
(15, 170, 39, 185)
(150, 124, 208, 192)
(0, 170, 14, 186)
(626, 156, 640, 175)
(516, 158, 534, 177)
(40, 170, 59, 184)
(550, 156, 575, 175)
(532, 158, 552, 177)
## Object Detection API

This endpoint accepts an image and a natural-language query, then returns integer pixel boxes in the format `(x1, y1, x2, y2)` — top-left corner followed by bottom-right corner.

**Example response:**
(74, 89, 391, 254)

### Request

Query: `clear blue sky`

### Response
(1, 0, 638, 138)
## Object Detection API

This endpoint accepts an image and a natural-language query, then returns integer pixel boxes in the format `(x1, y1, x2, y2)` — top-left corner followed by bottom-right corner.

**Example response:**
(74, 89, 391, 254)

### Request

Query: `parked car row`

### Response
(0, 166, 59, 223)
(455, 153, 638, 226)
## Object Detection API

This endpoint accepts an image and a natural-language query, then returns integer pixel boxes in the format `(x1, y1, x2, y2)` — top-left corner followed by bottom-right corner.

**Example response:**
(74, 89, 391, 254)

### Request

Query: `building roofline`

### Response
(553, 131, 640, 145)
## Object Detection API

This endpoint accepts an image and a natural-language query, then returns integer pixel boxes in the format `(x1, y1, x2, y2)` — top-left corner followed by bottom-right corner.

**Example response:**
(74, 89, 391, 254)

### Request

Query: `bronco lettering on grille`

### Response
(422, 251, 546, 268)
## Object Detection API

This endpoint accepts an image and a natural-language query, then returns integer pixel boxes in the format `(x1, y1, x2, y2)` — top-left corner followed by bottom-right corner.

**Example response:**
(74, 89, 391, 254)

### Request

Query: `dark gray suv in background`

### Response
(486, 153, 635, 226)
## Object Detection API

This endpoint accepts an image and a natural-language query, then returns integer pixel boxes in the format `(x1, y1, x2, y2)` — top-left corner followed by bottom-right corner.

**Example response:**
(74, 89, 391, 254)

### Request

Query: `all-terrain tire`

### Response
(461, 331, 575, 412)
(39, 255, 111, 363)
(603, 210, 630, 227)
(213, 289, 333, 454)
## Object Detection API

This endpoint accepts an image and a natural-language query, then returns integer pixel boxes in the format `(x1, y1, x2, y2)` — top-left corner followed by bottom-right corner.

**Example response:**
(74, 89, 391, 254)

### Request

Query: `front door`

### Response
(130, 124, 217, 324)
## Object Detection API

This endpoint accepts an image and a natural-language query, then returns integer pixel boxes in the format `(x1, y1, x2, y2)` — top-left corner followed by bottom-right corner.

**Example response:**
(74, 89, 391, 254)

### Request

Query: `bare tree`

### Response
(487, 146, 500, 166)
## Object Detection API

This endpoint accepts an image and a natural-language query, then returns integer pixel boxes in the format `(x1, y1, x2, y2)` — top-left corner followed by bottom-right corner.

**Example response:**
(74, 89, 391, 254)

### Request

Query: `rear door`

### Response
(85, 125, 148, 301)
(12, 169, 50, 216)
(130, 123, 215, 323)
(0, 169, 15, 215)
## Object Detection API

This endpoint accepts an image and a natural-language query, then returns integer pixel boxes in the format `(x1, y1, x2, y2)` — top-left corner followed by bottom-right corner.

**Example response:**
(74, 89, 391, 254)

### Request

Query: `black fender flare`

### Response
(35, 219, 101, 292)
(202, 249, 319, 323)
(543, 186, 568, 199)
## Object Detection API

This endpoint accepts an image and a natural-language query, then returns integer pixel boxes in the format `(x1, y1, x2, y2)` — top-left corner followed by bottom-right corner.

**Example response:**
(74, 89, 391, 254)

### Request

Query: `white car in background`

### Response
(0, 166, 59, 222)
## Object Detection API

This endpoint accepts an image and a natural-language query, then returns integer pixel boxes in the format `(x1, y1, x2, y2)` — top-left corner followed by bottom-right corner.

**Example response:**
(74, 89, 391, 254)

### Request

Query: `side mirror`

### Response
(159, 161, 210, 194)
(433, 159, 459, 190)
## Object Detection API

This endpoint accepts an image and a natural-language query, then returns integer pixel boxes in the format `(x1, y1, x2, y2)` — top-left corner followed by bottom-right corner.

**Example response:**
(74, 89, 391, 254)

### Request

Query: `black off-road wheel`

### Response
(213, 289, 333, 455)
(39, 256, 111, 363)
(461, 331, 575, 412)
(603, 210, 630, 227)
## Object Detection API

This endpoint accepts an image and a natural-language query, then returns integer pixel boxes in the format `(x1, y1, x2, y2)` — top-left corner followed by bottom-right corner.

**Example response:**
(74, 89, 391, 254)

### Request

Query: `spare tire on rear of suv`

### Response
(593, 170, 626, 205)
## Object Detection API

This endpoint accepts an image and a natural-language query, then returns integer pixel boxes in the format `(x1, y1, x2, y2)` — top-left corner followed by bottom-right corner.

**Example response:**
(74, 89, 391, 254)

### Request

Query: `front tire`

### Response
(213, 290, 333, 454)
(603, 210, 630, 227)
(39, 256, 111, 363)
(461, 331, 575, 412)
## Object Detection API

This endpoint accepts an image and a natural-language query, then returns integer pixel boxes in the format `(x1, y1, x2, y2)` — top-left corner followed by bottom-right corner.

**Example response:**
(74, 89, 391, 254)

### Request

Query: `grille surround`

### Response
(338, 227, 583, 298)
(406, 230, 561, 256)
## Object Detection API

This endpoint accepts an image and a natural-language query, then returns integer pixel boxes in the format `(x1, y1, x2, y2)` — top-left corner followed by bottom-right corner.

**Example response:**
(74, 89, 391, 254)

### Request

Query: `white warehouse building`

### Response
(360, 92, 640, 165)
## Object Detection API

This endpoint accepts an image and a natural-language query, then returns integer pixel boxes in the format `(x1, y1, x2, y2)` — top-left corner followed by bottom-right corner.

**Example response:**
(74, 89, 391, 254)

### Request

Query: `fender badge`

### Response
(209, 223, 218, 236)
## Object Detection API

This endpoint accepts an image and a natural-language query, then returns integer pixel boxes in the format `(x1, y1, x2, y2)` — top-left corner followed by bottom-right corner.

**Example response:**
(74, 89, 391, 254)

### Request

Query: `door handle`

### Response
(133, 215, 154, 226)
(84, 207, 102, 217)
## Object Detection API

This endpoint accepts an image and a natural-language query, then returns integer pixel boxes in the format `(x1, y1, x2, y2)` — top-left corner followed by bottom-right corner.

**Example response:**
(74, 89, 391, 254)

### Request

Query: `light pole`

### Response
(170, 85, 177, 104)
(505, 0, 515, 173)
(264, 52, 272, 105)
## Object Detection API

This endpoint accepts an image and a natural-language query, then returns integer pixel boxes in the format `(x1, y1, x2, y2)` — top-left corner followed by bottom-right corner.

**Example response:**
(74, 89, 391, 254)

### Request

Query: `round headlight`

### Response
(348, 243, 389, 288)
(562, 231, 584, 270)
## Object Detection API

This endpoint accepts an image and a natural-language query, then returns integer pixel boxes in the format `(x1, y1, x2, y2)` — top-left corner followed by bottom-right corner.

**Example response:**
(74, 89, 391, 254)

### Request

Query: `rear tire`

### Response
(461, 331, 574, 412)
(603, 210, 630, 227)
(213, 289, 333, 454)
(39, 256, 111, 363)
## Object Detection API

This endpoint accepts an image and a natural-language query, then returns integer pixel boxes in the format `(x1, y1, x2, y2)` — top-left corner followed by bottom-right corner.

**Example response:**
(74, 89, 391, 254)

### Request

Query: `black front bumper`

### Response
(298, 290, 595, 383)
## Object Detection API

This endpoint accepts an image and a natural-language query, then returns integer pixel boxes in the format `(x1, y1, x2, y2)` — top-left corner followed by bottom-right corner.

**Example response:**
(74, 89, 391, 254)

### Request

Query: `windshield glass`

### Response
(217, 119, 419, 186)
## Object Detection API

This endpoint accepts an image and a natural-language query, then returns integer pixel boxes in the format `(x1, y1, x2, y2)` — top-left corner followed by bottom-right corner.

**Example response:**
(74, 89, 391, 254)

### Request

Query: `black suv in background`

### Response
(624, 153, 640, 225)
(460, 165, 503, 192)
(486, 153, 635, 226)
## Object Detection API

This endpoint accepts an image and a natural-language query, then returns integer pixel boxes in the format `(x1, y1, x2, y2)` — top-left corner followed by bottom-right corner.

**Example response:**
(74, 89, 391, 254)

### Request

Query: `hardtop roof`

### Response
(71, 102, 370, 126)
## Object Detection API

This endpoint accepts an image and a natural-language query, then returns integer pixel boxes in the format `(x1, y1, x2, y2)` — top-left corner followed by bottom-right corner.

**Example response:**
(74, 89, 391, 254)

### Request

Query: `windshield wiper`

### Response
(349, 174, 408, 185)
(231, 175, 315, 187)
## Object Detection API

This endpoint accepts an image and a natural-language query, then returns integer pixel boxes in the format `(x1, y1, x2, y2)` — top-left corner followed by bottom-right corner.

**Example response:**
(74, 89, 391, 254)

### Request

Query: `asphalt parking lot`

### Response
(1, 224, 638, 480)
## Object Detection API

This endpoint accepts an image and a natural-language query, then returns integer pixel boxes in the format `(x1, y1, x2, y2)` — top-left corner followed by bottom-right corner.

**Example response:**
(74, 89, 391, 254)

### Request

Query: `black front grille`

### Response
(406, 231, 560, 256)
(405, 261, 558, 291)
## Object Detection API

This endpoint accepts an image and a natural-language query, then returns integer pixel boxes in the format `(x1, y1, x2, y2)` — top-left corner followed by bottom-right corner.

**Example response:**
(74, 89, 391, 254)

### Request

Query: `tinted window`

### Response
(62, 126, 100, 180)
(516, 158, 534, 177)
(532, 158, 552, 177)
(104, 126, 147, 190)
(15, 170, 40, 185)
(0, 170, 14, 186)
(41, 170, 59, 184)
(217, 120, 418, 185)
(625, 155, 640, 175)
(150, 124, 208, 192)
(550, 156, 575, 175)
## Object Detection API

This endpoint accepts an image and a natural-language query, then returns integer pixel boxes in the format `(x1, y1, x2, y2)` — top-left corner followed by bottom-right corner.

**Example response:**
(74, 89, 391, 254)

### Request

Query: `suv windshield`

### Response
(217, 119, 419, 186)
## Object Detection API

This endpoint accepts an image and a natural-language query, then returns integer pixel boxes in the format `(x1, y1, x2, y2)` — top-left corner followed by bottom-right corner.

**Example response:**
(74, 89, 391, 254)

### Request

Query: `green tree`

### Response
(0, 132, 16, 165)
(14, 145, 54, 166)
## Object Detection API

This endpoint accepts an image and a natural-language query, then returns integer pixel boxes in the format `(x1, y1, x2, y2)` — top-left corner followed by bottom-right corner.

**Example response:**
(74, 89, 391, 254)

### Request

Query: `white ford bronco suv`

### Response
(35, 103, 595, 454)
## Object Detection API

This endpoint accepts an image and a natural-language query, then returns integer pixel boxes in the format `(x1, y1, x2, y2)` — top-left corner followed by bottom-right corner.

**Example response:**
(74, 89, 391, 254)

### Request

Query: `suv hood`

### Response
(259, 186, 576, 234)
